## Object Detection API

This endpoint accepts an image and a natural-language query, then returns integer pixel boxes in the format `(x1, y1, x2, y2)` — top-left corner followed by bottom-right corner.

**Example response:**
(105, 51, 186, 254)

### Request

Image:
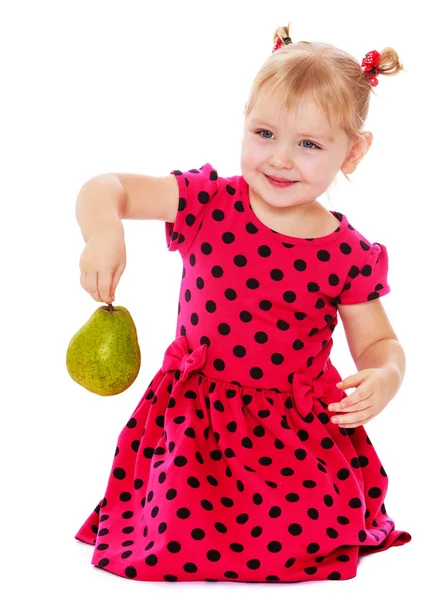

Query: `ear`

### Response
(341, 132, 373, 175)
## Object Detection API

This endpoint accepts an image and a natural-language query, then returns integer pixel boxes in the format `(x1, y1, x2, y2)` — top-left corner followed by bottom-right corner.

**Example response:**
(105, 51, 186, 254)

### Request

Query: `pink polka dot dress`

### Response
(75, 163, 411, 583)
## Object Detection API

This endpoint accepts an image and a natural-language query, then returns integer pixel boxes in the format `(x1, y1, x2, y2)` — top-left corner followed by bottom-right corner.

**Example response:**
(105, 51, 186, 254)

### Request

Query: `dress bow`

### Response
(162, 336, 208, 383)
(292, 366, 343, 418)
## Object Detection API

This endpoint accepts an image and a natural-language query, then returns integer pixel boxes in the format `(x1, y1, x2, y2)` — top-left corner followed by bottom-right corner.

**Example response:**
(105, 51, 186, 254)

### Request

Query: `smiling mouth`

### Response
(266, 175, 298, 183)
(265, 175, 299, 187)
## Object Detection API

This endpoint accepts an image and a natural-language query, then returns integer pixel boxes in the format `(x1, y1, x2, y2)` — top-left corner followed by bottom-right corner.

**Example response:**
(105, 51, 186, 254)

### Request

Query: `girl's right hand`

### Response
(79, 223, 127, 304)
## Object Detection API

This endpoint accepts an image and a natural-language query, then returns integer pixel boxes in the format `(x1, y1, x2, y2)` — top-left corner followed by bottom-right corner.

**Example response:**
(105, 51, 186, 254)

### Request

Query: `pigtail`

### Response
(377, 47, 406, 77)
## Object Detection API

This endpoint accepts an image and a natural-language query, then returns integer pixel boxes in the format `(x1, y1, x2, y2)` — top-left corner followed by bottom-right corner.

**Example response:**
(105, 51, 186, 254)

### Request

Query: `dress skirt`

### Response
(75, 335, 411, 582)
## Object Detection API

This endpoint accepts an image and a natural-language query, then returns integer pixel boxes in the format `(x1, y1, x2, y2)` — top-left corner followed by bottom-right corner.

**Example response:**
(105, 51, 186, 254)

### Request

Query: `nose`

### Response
(269, 149, 294, 170)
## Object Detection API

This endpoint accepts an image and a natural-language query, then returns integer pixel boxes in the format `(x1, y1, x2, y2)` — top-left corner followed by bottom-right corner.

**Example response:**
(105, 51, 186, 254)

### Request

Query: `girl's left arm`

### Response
(337, 298, 405, 386)
(328, 300, 406, 428)
(352, 337, 405, 389)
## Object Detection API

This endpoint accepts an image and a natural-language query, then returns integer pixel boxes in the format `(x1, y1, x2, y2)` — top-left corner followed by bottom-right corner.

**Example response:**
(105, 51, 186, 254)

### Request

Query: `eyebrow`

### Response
(249, 118, 334, 143)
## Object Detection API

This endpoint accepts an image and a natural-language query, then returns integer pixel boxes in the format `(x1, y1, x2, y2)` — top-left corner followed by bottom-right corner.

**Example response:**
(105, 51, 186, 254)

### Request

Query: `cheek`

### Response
(240, 143, 258, 167)
(242, 142, 264, 166)
(301, 154, 330, 178)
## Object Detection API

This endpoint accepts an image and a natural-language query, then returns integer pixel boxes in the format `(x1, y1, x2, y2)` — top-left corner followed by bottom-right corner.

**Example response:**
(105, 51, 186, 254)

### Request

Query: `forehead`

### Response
(248, 96, 338, 139)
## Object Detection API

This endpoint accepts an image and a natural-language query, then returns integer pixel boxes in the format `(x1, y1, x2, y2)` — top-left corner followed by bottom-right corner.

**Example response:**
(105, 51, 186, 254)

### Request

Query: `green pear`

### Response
(66, 304, 141, 396)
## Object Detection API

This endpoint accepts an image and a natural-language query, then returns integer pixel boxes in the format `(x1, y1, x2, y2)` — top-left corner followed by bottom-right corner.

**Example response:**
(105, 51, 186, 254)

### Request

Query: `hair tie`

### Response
(271, 36, 292, 53)
(361, 50, 381, 87)
(271, 37, 381, 87)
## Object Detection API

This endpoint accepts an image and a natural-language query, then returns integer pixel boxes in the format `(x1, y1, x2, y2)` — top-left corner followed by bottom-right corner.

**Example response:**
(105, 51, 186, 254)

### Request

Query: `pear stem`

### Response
(107, 303, 114, 312)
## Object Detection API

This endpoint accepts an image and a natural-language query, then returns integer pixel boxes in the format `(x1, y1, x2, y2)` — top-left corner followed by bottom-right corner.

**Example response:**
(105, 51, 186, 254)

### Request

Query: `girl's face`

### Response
(241, 93, 355, 212)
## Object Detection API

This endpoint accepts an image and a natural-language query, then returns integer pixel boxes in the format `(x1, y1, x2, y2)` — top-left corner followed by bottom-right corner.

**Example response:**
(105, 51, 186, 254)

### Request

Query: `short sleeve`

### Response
(165, 163, 219, 256)
(338, 242, 391, 304)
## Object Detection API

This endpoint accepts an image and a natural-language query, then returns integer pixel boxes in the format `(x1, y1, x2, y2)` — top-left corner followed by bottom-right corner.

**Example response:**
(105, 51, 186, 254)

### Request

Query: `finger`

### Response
(110, 265, 125, 300)
(329, 398, 373, 413)
(329, 390, 374, 412)
(336, 371, 367, 389)
(86, 271, 103, 303)
(97, 269, 116, 304)
(331, 411, 372, 426)
(336, 376, 357, 389)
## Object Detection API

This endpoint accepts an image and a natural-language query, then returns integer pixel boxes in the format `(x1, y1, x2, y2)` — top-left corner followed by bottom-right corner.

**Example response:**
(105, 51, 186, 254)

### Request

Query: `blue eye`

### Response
(255, 130, 321, 150)
(301, 140, 320, 150)
(256, 129, 274, 139)
(257, 129, 273, 139)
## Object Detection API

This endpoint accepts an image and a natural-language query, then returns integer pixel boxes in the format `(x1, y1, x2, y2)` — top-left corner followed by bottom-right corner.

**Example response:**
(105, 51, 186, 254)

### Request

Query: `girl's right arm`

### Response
(75, 172, 179, 303)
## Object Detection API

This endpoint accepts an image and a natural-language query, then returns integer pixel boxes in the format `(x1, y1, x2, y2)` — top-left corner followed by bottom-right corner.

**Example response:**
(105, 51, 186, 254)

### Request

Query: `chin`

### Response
(263, 197, 300, 209)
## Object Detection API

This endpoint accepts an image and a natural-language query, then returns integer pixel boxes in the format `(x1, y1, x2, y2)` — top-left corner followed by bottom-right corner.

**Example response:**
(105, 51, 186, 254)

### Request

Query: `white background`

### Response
(1, 0, 432, 597)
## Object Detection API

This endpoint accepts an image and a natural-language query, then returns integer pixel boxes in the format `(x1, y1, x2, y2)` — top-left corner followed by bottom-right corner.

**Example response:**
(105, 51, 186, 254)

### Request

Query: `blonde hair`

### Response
(244, 23, 405, 183)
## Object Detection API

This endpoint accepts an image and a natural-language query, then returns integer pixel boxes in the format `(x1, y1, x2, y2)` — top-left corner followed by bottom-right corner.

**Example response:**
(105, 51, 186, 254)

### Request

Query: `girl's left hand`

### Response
(327, 367, 399, 428)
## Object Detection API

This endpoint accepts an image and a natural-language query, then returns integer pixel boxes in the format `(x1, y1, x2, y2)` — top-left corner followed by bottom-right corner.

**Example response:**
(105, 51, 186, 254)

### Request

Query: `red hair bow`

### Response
(272, 36, 291, 53)
(361, 50, 381, 87)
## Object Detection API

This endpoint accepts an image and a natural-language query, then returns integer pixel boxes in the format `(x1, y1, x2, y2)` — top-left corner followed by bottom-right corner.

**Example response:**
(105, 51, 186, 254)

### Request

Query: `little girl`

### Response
(74, 24, 411, 583)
